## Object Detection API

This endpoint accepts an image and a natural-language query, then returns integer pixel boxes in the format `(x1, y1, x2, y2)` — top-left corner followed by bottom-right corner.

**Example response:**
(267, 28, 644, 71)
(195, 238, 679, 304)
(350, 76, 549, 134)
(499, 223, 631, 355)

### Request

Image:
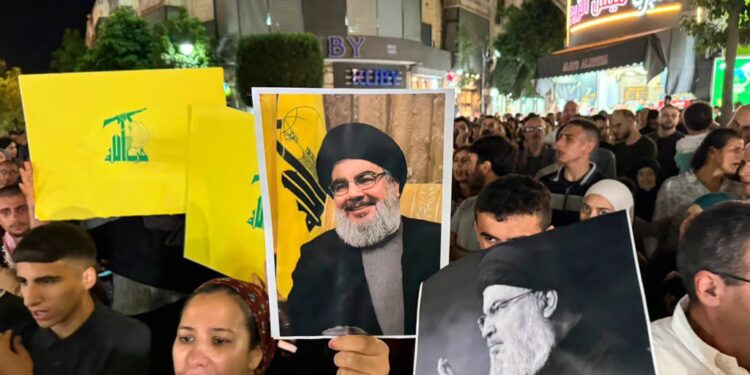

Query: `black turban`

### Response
(477, 238, 562, 294)
(316, 123, 407, 197)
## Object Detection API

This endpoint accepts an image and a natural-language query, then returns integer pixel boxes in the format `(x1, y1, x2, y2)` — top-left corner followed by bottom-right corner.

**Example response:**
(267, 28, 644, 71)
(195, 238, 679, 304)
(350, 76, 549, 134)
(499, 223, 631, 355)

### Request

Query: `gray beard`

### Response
(488, 311, 556, 375)
(334, 187, 401, 248)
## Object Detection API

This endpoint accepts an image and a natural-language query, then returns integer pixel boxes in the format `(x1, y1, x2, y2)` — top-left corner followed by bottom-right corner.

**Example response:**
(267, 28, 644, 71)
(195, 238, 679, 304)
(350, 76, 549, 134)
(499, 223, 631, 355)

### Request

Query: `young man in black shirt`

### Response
(646, 105, 684, 179)
(0, 223, 150, 375)
(540, 118, 606, 227)
(610, 109, 657, 177)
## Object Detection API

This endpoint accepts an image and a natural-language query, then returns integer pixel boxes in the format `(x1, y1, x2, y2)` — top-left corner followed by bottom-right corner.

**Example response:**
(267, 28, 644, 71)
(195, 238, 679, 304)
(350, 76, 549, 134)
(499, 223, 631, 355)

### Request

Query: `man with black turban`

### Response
(287, 123, 441, 336)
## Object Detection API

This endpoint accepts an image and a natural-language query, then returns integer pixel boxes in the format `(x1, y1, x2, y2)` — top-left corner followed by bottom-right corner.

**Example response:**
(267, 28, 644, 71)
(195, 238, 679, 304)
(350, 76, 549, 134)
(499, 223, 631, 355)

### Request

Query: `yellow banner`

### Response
(20, 68, 225, 220)
(261, 94, 328, 298)
(184, 105, 265, 282)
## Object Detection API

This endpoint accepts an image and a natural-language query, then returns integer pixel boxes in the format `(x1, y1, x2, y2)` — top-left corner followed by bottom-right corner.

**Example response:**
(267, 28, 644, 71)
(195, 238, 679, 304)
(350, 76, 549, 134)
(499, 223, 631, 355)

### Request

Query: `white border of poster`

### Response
(252, 88, 454, 339)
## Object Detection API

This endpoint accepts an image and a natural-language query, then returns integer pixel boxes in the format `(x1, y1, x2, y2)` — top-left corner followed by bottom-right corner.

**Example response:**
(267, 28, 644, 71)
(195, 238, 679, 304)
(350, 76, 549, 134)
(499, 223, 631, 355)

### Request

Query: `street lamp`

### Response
(179, 42, 194, 56)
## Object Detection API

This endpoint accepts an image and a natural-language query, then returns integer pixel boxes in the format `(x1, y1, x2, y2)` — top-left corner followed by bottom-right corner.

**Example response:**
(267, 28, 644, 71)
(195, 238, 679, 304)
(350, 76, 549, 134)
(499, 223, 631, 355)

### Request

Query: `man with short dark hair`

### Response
(0, 222, 150, 375)
(0, 185, 30, 294)
(610, 109, 657, 177)
(473, 174, 552, 249)
(451, 136, 517, 260)
(591, 114, 609, 145)
(540, 119, 606, 227)
(651, 202, 750, 373)
(0, 161, 19, 189)
(675, 102, 714, 173)
(646, 105, 685, 179)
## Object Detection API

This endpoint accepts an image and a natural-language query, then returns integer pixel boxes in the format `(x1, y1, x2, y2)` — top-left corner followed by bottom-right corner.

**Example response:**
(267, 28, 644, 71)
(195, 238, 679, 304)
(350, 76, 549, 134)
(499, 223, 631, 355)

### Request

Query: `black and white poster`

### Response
(415, 212, 656, 374)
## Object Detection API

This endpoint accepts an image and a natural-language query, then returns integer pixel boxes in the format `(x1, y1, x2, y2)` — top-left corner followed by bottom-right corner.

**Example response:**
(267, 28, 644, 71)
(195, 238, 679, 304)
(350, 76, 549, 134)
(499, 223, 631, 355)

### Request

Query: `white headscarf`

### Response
(584, 179, 635, 219)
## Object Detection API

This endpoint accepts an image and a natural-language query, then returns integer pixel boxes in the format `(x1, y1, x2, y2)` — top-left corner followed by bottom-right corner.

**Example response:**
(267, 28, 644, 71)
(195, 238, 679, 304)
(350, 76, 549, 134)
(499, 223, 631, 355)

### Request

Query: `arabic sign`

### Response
(567, 0, 684, 47)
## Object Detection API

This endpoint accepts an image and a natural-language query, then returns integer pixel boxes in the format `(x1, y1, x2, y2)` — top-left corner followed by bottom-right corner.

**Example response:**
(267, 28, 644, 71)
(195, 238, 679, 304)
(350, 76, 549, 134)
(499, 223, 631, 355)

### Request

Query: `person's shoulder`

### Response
(649, 316, 693, 373)
(96, 305, 151, 346)
(403, 216, 441, 233)
(301, 229, 340, 250)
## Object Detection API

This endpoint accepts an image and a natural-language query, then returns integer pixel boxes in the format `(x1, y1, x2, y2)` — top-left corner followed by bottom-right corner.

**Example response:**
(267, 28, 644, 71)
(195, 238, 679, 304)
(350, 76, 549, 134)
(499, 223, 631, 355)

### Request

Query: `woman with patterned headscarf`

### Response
(172, 278, 392, 374)
(173, 278, 277, 374)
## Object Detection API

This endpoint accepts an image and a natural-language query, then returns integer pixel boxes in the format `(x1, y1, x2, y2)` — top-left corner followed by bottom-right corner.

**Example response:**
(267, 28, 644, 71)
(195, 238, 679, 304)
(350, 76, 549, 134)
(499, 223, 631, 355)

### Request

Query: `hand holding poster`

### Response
(416, 212, 656, 374)
(253, 88, 453, 338)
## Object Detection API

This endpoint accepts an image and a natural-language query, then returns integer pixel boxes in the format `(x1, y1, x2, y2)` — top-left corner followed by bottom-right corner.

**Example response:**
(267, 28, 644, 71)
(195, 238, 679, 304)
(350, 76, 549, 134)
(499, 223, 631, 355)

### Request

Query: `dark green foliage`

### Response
(78, 7, 158, 71)
(152, 7, 220, 68)
(236, 33, 324, 106)
(492, 0, 564, 98)
(50, 29, 88, 72)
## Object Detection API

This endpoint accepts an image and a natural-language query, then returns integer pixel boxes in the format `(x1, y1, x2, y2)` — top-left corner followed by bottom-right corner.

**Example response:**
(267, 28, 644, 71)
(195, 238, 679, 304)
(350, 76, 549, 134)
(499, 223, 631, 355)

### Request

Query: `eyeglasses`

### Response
(328, 171, 389, 196)
(705, 269, 750, 284)
(0, 170, 17, 177)
(477, 290, 534, 328)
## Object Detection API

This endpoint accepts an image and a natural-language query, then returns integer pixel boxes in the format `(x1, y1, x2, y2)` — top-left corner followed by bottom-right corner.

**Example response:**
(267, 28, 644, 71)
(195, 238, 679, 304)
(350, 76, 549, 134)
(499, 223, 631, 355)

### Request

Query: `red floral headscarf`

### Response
(198, 278, 276, 373)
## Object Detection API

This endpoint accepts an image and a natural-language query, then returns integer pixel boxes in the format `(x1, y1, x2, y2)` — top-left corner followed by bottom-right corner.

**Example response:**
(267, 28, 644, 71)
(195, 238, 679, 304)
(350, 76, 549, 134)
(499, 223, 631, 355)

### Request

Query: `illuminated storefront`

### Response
(711, 56, 750, 107)
(535, 0, 699, 113)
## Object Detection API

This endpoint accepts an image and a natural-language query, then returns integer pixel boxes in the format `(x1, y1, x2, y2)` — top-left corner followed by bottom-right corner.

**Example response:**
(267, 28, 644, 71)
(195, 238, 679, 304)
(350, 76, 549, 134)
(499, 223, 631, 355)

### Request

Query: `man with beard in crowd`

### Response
(286, 123, 441, 336)
(646, 105, 684, 179)
(479, 116, 506, 138)
(516, 116, 555, 177)
(610, 109, 657, 177)
(451, 136, 517, 260)
(729, 105, 750, 144)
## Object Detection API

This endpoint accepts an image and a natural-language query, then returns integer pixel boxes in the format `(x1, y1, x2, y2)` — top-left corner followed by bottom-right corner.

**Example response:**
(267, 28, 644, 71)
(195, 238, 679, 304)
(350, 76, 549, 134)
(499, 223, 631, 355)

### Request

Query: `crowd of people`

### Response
(0, 99, 749, 374)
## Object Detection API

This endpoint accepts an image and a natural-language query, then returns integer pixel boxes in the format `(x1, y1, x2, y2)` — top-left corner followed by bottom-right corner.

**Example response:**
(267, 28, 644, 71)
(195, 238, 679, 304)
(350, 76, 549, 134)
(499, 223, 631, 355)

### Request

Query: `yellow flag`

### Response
(184, 105, 265, 282)
(261, 94, 328, 298)
(20, 68, 225, 220)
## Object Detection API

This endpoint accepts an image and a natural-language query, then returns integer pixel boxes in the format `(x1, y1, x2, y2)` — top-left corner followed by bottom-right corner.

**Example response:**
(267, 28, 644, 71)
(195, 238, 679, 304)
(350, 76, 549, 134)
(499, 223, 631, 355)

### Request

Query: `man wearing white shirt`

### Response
(651, 201, 750, 374)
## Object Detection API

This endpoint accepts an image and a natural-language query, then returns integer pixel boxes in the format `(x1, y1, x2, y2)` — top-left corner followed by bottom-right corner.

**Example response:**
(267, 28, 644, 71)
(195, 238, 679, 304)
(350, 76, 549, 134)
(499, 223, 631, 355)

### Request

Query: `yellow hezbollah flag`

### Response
(261, 94, 327, 299)
(20, 68, 225, 220)
(184, 105, 265, 282)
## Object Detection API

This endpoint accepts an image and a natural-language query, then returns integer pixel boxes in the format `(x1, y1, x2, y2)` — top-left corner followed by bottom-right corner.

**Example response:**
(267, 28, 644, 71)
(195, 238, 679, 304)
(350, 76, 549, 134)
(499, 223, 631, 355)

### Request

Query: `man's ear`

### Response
(82, 266, 97, 291)
(540, 290, 558, 318)
(694, 270, 725, 308)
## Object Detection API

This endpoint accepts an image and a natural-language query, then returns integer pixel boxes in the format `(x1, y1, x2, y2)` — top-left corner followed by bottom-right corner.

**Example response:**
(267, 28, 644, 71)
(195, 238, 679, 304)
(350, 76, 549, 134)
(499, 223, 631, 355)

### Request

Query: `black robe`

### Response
(286, 216, 441, 336)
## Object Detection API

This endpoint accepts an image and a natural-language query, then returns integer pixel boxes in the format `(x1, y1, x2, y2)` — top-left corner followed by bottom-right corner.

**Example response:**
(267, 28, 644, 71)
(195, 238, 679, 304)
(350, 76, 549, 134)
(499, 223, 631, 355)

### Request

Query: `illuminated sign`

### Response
(711, 56, 750, 107)
(333, 63, 406, 88)
(568, 0, 681, 31)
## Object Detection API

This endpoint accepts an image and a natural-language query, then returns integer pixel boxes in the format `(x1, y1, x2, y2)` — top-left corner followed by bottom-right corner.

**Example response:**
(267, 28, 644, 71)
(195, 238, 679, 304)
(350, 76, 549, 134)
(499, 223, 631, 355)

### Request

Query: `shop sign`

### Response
(327, 36, 367, 58)
(333, 63, 406, 88)
(562, 54, 609, 73)
(570, 0, 672, 26)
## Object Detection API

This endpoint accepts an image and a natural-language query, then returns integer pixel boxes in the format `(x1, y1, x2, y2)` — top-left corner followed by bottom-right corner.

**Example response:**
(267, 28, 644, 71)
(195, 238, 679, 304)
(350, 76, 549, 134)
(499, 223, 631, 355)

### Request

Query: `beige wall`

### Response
(444, 0, 492, 19)
(323, 94, 446, 184)
(422, 0, 442, 48)
(186, 0, 214, 22)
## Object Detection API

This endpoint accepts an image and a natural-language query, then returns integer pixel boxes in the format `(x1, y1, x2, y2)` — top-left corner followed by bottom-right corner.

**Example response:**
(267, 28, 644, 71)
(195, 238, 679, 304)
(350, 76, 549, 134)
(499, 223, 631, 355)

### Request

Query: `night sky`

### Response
(0, 0, 95, 73)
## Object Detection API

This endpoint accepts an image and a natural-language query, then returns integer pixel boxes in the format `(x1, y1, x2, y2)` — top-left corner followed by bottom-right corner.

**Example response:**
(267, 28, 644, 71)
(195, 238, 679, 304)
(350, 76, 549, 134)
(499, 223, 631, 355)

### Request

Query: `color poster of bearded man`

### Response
(252, 88, 453, 338)
(414, 212, 657, 374)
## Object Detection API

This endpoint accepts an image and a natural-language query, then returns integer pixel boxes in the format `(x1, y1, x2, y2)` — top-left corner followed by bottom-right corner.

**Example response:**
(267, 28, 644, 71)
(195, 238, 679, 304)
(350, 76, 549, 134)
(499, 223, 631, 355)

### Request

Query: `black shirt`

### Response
(646, 131, 685, 179)
(611, 137, 657, 177)
(0, 292, 30, 332)
(540, 163, 606, 227)
(17, 302, 150, 375)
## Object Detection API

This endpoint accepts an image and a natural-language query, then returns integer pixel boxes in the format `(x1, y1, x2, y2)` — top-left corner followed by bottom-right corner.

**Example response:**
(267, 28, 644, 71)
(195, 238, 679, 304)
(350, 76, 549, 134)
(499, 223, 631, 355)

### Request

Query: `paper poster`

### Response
(184, 105, 265, 283)
(20, 68, 225, 220)
(415, 212, 656, 374)
(252, 88, 454, 338)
